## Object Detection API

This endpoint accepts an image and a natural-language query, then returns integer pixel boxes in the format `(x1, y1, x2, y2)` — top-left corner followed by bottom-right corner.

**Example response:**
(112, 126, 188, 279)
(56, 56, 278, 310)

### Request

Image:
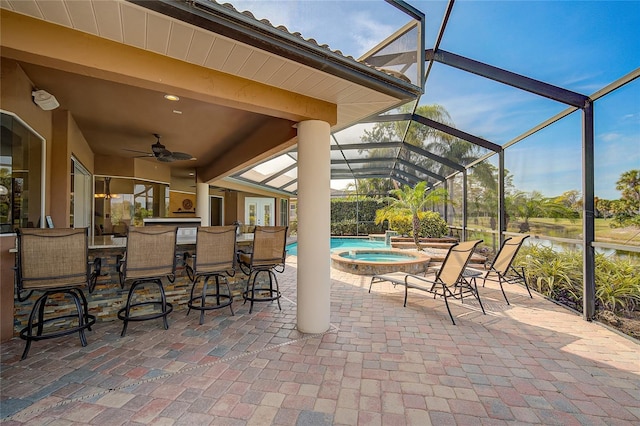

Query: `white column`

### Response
(297, 120, 331, 333)
(196, 182, 210, 226)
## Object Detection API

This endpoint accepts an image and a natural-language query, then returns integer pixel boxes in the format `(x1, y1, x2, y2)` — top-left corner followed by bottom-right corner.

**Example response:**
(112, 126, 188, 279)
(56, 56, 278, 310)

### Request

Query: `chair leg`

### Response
(69, 290, 89, 347)
(441, 284, 456, 325)
(119, 279, 172, 337)
(21, 293, 47, 360)
(21, 289, 95, 360)
(199, 276, 209, 325)
(244, 269, 281, 314)
(223, 276, 235, 316)
(187, 274, 233, 324)
(248, 271, 259, 314)
(187, 276, 200, 317)
(403, 283, 409, 307)
(120, 282, 138, 337)
(518, 267, 533, 298)
(269, 270, 281, 311)
(156, 279, 170, 331)
(496, 274, 510, 305)
(470, 277, 486, 315)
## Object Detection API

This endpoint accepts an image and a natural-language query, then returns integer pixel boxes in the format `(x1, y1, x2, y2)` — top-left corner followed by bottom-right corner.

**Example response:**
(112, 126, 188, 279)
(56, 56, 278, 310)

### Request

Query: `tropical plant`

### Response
(610, 169, 640, 228)
(514, 244, 640, 316)
(375, 181, 449, 250)
(594, 253, 640, 313)
(508, 190, 578, 232)
(344, 179, 395, 199)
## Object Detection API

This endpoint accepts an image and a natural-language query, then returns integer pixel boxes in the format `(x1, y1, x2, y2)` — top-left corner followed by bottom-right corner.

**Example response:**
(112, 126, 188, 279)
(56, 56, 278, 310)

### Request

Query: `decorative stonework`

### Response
(330, 249, 430, 276)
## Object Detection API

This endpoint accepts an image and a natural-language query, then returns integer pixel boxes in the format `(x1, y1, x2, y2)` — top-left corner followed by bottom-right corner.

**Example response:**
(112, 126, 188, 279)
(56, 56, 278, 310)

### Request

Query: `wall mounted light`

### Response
(32, 89, 60, 110)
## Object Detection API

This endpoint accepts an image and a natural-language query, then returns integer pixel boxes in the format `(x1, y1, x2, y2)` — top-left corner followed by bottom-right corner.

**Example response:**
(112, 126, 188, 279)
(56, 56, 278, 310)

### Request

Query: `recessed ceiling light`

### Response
(164, 94, 179, 101)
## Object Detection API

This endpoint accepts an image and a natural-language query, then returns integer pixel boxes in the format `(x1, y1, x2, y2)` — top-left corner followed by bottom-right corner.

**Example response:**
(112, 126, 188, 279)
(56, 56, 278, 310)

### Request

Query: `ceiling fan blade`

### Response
(122, 148, 152, 155)
(156, 155, 174, 163)
(170, 152, 193, 161)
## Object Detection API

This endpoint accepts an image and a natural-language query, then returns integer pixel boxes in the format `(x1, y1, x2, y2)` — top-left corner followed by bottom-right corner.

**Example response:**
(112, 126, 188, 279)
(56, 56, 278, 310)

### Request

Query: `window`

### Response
(280, 198, 288, 226)
(0, 112, 45, 234)
(94, 176, 168, 236)
(71, 157, 91, 228)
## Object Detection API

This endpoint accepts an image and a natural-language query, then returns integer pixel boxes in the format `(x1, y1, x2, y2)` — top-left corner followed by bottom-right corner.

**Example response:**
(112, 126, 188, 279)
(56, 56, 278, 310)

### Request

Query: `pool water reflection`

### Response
(286, 237, 386, 256)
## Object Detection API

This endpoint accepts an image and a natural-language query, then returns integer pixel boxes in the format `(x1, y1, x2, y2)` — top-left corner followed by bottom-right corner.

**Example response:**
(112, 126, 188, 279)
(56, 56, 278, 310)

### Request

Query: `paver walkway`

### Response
(1, 255, 639, 425)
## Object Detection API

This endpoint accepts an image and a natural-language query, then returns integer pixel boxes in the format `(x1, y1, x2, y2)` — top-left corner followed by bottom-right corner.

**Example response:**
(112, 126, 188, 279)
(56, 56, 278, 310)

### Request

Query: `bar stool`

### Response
(116, 225, 177, 337)
(237, 226, 288, 313)
(14, 228, 100, 360)
(184, 225, 237, 324)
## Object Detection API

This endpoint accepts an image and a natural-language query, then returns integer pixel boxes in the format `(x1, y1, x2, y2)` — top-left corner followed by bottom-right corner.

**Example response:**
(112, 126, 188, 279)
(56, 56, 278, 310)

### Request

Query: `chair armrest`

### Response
(404, 273, 437, 292)
(462, 267, 484, 278)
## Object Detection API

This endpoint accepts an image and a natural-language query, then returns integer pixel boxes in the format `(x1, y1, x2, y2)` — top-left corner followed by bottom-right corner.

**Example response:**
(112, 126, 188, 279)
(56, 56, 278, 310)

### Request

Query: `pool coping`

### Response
(330, 248, 431, 275)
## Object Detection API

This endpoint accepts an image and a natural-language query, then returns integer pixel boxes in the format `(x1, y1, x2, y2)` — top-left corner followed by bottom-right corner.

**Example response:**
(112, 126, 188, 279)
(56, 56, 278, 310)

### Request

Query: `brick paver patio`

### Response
(1, 255, 638, 425)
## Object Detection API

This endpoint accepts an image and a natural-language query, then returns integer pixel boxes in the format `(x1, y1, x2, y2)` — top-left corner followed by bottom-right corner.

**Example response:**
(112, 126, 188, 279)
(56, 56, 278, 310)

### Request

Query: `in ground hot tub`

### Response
(331, 249, 431, 275)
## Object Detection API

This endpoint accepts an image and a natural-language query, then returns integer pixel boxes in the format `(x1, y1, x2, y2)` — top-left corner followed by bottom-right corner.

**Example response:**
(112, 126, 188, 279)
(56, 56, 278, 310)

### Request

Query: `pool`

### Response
(339, 252, 415, 262)
(331, 249, 431, 276)
(286, 237, 386, 256)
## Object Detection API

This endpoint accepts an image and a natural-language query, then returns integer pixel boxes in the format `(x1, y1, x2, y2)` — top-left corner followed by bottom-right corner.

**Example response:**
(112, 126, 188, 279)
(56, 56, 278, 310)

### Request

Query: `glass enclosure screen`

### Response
(0, 112, 44, 234)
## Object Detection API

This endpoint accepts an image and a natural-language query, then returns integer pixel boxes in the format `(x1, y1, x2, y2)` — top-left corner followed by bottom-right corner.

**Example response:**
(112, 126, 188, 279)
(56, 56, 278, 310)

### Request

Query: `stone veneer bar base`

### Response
(11, 245, 249, 335)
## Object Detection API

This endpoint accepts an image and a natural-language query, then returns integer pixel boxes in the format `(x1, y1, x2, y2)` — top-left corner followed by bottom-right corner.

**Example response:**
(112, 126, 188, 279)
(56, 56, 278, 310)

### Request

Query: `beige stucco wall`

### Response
(0, 60, 52, 342)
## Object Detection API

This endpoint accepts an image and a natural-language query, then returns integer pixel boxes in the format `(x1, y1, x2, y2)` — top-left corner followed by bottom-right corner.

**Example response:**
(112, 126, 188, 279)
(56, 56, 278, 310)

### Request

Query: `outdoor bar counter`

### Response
(5, 223, 255, 339)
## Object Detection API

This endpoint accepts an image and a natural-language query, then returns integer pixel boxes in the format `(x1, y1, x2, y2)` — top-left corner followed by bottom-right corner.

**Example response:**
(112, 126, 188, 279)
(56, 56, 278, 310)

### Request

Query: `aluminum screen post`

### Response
(582, 101, 596, 320)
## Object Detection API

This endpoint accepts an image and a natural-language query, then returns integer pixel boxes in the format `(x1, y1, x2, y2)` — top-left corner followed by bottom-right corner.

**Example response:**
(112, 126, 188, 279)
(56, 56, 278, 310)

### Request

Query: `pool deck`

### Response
(1, 255, 639, 424)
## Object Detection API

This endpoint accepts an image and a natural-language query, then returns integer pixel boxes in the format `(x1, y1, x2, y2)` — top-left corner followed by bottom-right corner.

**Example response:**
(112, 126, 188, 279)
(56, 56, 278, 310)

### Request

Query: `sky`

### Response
(229, 1, 639, 199)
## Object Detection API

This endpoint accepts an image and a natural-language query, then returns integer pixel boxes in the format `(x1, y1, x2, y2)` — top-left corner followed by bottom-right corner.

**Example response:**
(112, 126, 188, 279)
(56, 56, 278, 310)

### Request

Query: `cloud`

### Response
(600, 132, 622, 143)
(350, 11, 396, 55)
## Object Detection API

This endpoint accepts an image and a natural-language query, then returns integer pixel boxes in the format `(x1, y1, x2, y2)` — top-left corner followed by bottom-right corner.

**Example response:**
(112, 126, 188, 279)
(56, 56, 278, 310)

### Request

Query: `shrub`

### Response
(514, 244, 640, 315)
(419, 211, 449, 238)
(381, 211, 448, 238)
(330, 198, 385, 235)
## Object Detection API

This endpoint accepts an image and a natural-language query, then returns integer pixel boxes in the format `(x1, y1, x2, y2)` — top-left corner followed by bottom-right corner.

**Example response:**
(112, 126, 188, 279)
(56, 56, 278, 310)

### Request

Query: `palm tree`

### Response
(345, 178, 394, 200)
(508, 190, 577, 232)
(376, 181, 449, 250)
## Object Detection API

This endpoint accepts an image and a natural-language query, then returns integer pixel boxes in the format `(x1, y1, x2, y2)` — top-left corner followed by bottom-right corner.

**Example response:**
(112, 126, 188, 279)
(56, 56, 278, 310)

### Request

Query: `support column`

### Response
(196, 182, 210, 226)
(297, 120, 331, 333)
(582, 101, 595, 320)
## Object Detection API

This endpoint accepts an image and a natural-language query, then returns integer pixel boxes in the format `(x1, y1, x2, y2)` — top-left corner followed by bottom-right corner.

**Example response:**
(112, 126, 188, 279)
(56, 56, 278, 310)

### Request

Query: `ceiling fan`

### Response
(125, 134, 193, 162)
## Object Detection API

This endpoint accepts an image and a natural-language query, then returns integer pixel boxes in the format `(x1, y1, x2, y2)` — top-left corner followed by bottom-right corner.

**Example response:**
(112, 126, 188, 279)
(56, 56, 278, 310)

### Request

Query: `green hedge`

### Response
(331, 198, 382, 223)
(330, 199, 385, 235)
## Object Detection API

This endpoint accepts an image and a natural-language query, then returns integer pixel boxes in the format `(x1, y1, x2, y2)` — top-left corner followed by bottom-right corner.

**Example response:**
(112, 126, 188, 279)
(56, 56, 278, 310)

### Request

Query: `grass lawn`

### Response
(465, 217, 639, 247)
(528, 218, 639, 246)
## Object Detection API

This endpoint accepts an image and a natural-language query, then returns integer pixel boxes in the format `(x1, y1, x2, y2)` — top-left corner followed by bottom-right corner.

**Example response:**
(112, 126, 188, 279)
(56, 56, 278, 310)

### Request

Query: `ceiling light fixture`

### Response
(164, 94, 180, 101)
(32, 89, 60, 110)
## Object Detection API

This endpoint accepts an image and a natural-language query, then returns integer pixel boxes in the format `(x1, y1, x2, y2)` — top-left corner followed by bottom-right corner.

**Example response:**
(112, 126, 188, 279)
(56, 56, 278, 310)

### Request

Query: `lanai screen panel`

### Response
(505, 112, 583, 239)
(442, 1, 638, 93)
(332, 121, 408, 181)
(360, 21, 423, 87)
(420, 63, 566, 146)
(594, 80, 640, 246)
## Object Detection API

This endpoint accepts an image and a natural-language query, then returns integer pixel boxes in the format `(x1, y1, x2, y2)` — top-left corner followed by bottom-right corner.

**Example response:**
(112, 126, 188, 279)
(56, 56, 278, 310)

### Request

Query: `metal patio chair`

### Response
(116, 225, 177, 336)
(237, 226, 288, 313)
(14, 228, 100, 359)
(480, 235, 532, 304)
(371, 240, 485, 325)
(184, 225, 237, 324)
